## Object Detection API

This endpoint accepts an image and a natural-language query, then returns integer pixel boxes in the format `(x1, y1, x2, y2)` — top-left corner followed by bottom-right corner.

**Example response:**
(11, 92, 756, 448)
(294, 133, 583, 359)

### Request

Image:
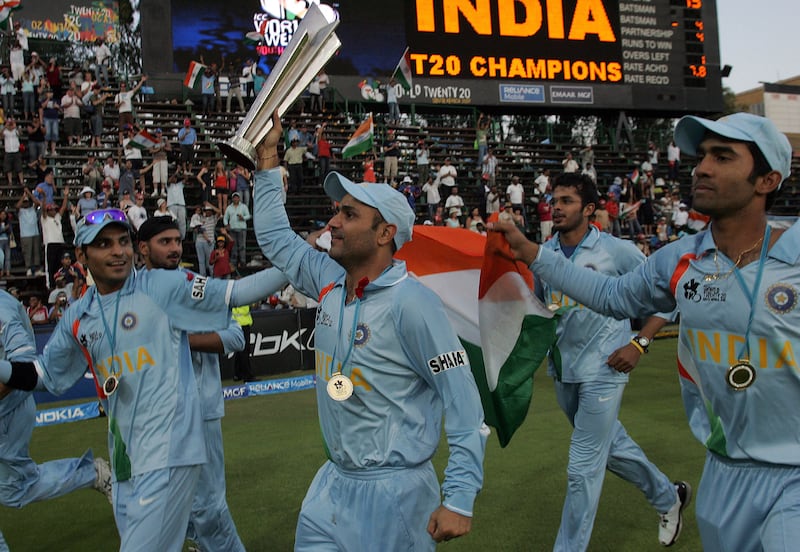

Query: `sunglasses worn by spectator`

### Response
(84, 209, 128, 225)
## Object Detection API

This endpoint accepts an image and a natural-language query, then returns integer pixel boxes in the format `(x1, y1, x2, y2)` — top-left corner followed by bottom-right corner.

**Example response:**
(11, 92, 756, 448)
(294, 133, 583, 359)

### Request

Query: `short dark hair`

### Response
(746, 142, 781, 210)
(553, 172, 599, 209)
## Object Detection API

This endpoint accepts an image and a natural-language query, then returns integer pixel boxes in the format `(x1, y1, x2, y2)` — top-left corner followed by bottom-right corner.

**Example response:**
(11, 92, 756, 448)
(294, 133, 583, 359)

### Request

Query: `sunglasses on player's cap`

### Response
(74, 209, 131, 246)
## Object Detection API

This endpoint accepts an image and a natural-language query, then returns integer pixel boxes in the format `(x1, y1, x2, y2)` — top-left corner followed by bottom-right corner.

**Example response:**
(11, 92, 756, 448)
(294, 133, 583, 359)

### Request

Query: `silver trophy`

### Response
(217, 3, 341, 169)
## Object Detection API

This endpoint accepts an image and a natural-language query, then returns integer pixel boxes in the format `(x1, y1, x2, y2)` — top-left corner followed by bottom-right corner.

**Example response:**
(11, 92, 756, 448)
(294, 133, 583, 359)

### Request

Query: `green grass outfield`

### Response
(3, 337, 706, 551)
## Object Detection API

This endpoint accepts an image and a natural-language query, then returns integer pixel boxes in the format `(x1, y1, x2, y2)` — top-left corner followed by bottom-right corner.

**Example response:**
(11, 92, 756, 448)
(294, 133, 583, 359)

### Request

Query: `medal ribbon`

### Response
(730, 225, 771, 361)
(97, 290, 123, 408)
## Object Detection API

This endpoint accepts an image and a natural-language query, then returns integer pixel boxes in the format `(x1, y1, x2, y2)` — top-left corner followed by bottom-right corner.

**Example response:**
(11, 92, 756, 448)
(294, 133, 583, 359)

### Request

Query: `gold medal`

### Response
(727, 360, 756, 391)
(327, 372, 353, 401)
(103, 375, 119, 396)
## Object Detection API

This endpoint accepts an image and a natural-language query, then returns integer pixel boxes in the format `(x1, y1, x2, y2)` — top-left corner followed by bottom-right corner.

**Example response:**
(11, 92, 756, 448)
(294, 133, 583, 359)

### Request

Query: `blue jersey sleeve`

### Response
(218, 319, 245, 355)
(140, 269, 232, 333)
(395, 281, 487, 516)
(37, 311, 93, 396)
(253, 169, 344, 301)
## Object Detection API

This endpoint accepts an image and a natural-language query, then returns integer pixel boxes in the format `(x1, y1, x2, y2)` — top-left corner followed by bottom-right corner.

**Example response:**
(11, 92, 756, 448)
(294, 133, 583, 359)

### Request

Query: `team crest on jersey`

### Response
(351, 323, 370, 347)
(121, 312, 137, 330)
(428, 349, 468, 375)
(765, 283, 797, 314)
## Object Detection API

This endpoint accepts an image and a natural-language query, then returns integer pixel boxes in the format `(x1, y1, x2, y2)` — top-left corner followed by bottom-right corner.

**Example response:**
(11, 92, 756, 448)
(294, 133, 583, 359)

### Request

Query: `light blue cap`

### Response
(74, 209, 131, 246)
(324, 172, 415, 250)
(675, 112, 792, 186)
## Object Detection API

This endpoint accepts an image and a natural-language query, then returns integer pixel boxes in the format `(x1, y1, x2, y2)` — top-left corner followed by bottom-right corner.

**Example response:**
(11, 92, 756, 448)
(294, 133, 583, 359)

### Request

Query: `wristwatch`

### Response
(631, 335, 650, 353)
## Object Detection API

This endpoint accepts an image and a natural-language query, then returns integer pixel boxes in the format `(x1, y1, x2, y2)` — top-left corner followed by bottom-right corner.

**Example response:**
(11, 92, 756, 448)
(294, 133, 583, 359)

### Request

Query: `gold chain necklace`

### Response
(704, 235, 764, 282)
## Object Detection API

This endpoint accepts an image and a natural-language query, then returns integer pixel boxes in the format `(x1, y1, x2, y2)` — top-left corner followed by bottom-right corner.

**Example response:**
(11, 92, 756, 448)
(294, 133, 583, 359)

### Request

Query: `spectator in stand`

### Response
(114, 76, 147, 143)
(317, 69, 330, 111)
(190, 203, 219, 276)
(178, 118, 197, 174)
(241, 58, 255, 99)
(284, 138, 307, 194)
(40, 90, 60, 156)
(667, 140, 680, 185)
(86, 83, 110, 149)
(562, 151, 579, 173)
(422, 174, 441, 222)
(382, 129, 401, 185)
(385, 78, 400, 124)
(48, 274, 71, 305)
(0, 209, 10, 277)
(225, 60, 245, 112)
(126, 191, 148, 230)
(166, 170, 187, 239)
(307, 70, 324, 113)
(437, 157, 457, 194)
(25, 52, 46, 93)
(92, 37, 112, 86)
(640, 155, 653, 175)
(506, 176, 526, 228)
(59, 85, 82, 146)
(33, 169, 56, 207)
(672, 202, 689, 234)
(153, 198, 175, 220)
(45, 58, 62, 99)
(103, 154, 120, 189)
(314, 126, 333, 186)
(21, 69, 37, 121)
(3, 117, 24, 188)
(537, 193, 553, 243)
(486, 184, 500, 218)
(40, 191, 70, 285)
(398, 176, 421, 215)
(195, 159, 212, 204)
(48, 291, 69, 323)
(76, 186, 98, 219)
(481, 148, 498, 187)
(118, 189, 133, 212)
(594, 198, 611, 234)
(444, 186, 465, 219)
(201, 66, 216, 115)
(647, 141, 659, 174)
(445, 208, 462, 228)
(26, 294, 49, 325)
(465, 207, 485, 233)
(582, 162, 597, 183)
(97, 181, 112, 209)
(118, 159, 136, 198)
(209, 234, 234, 278)
(534, 168, 551, 198)
(415, 140, 430, 184)
(9, 40, 24, 83)
(224, 191, 251, 269)
(213, 160, 230, 213)
(122, 125, 146, 193)
(16, 190, 41, 276)
(148, 128, 171, 198)
(82, 154, 102, 189)
(580, 144, 594, 170)
(253, 66, 267, 95)
(605, 190, 621, 237)
(362, 153, 376, 183)
(475, 113, 490, 168)
(0, 66, 16, 117)
(68, 270, 88, 304)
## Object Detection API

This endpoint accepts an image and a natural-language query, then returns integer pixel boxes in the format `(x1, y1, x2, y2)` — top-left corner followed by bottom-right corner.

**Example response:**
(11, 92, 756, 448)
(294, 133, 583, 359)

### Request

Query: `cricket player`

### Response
(491, 113, 800, 552)
(252, 112, 488, 551)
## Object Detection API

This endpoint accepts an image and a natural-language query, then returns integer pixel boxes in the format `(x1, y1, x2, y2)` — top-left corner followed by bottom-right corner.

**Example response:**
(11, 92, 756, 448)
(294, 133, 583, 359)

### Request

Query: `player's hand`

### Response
(255, 110, 283, 169)
(488, 220, 539, 265)
(0, 382, 12, 400)
(427, 505, 472, 543)
(607, 343, 642, 373)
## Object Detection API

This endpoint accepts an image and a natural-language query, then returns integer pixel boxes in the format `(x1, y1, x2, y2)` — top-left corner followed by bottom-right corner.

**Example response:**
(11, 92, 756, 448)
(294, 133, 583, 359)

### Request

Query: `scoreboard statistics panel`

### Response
(396, 0, 723, 112)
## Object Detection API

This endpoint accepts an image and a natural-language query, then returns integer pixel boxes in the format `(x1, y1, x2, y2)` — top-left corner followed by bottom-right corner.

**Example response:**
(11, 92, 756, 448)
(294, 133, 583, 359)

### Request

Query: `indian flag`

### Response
(0, 0, 22, 31)
(128, 130, 160, 150)
(397, 225, 557, 447)
(392, 47, 413, 92)
(183, 61, 205, 90)
(341, 114, 373, 159)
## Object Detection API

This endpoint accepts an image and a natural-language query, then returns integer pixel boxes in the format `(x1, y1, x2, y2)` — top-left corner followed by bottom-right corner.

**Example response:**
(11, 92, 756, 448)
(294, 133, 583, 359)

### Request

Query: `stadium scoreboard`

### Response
(394, 0, 723, 112)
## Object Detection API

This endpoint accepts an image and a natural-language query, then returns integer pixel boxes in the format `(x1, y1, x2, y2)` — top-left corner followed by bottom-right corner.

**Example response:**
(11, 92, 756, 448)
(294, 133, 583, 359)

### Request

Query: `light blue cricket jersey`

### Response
(0, 290, 38, 417)
(538, 227, 645, 383)
(254, 169, 488, 516)
(191, 317, 244, 421)
(36, 269, 234, 480)
(532, 221, 800, 466)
